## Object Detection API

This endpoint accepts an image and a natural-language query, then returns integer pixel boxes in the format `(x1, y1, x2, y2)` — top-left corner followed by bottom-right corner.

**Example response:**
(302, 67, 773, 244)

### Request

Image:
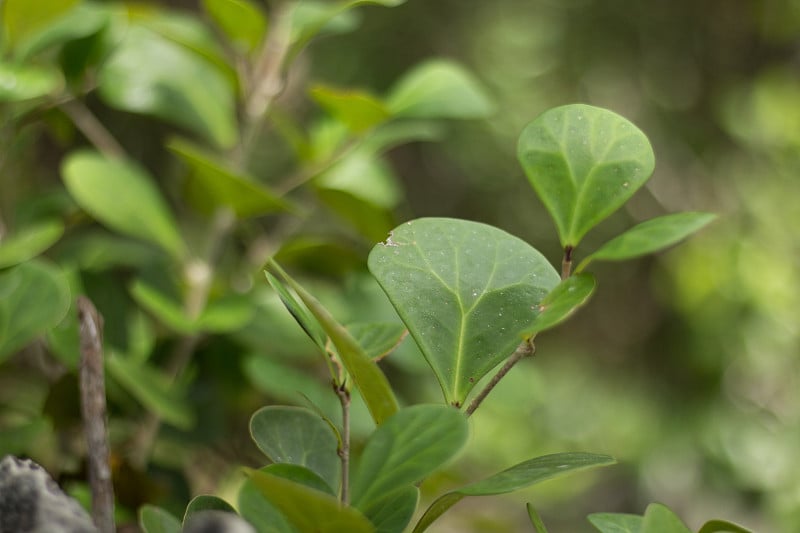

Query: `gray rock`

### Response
(0, 455, 98, 533)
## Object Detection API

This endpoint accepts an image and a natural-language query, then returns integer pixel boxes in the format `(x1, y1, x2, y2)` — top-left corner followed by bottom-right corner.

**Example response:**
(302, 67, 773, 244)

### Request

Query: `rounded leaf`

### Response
(517, 104, 655, 247)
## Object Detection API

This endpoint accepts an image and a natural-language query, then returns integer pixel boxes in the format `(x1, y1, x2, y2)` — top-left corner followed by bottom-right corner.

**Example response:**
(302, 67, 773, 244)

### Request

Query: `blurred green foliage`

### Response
(0, 0, 797, 532)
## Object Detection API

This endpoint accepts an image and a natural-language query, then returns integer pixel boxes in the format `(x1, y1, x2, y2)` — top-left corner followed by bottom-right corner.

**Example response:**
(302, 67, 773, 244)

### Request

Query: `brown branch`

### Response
(77, 296, 116, 533)
(334, 381, 351, 505)
(561, 246, 573, 280)
(60, 100, 127, 159)
(465, 338, 536, 417)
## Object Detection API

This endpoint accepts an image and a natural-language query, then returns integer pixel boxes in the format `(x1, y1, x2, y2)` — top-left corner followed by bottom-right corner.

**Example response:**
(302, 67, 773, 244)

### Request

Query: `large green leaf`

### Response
(578, 212, 717, 270)
(387, 59, 493, 119)
(368, 218, 560, 406)
(139, 505, 182, 533)
(2, 0, 79, 48)
(268, 261, 399, 425)
(362, 485, 419, 533)
(238, 467, 298, 533)
(0, 220, 63, 268)
(588, 513, 644, 533)
(413, 452, 615, 533)
(62, 150, 186, 258)
(0, 62, 62, 102)
(641, 503, 692, 533)
(168, 138, 293, 218)
(523, 273, 596, 337)
(310, 85, 390, 133)
(351, 405, 468, 512)
(517, 104, 655, 248)
(13, 2, 111, 60)
(201, 0, 266, 54)
(249, 406, 340, 493)
(98, 24, 237, 148)
(697, 519, 754, 533)
(0, 260, 71, 362)
(248, 469, 375, 533)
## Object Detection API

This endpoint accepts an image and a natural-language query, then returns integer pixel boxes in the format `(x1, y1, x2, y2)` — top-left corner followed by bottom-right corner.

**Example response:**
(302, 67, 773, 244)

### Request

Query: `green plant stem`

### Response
(275, 136, 362, 195)
(334, 381, 351, 505)
(60, 99, 127, 159)
(561, 246, 573, 280)
(465, 338, 536, 417)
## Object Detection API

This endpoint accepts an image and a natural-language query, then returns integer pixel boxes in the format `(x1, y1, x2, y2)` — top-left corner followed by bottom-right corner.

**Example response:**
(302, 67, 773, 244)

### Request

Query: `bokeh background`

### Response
(1, 0, 799, 531)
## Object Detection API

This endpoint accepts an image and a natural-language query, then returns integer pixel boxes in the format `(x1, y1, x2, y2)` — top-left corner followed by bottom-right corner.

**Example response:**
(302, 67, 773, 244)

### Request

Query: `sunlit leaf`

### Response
(98, 25, 237, 148)
(268, 261, 399, 425)
(62, 150, 186, 258)
(0, 220, 63, 268)
(2, 0, 79, 48)
(201, 0, 266, 54)
(14, 2, 110, 60)
(352, 405, 468, 512)
(248, 469, 374, 533)
(578, 212, 717, 270)
(0, 260, 71, 362)
(368, 218, 559, 406)
(413, 453, 615, 533)
(139, 504, 181, 533)
(311, 85, 391, 133)
(641, 503, 692, 533)
(588, 512, 644, 533)
(518, 104, 655, 248)
(387, 60, 493, 119)
(0, 62, 62, 102)
(523, 273, 596, 337)
(697, 519, 754, 533)
(250, 406, 340, 492)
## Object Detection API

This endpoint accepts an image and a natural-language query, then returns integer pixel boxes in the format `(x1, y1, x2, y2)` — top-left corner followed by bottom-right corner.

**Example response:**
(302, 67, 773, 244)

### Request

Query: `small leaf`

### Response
(0, 260, 71, 362)
(523, 273, 596, 337)
(2, 0, 80, 49)
(362, 486, 419, 533)
(641, 503, 692, 533)
(129, 280, 197, 334)
(98, 25, 237, 148)
(249, 405, 340, 493)
(139, 505, 182, 533)
(518, 104, 655, 248)
(351, 405, 468, 512)
(0, 62, 62, 101)
(62, 150, 186, 258)
(14, 2, 110, 60)
(588, 512, 644, 533)
(387, 59, 493, 119)
(579, 212, 717, 270)
(368, 218, 560, 406)
(311, 85, 391, 133)
(201, 0, 266, 54)
(348, 322, 407, 361)
(106, 355, 194, 429)
(526, 503, 550, 533)
(268, 261, 399, 425)
(0, 220, 63, 268)
(697, 519, 754, 533)
(168, 138, 293, 218)
(183, 495, 235, 524)
(264, 271, 327, 350)
(413, 452, 615, 533)
(247, 469, 375, 533)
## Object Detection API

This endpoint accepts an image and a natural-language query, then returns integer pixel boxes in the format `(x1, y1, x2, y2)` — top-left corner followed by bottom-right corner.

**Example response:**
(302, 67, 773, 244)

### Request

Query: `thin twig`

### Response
(334, 381, 351, 505)
(60, 99, 127, 159)
(561, 245, 573, 280)
(77, 296, 116, 533)
(465, 338, 536, 417)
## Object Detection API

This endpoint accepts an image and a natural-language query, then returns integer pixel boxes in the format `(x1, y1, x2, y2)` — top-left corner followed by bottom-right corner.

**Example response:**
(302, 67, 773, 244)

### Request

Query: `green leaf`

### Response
(168, 138, 293, 218)
(0, 62, 62, 102)
(268, 261, 399, 425)
(249, 406, 340, 493)
(517, 104, 655, 248)
(413, 452, 615, 533)
(348, 322, 407, 361)
(238, 468, 298, 533)
(289, 2, 360, 48)
(362, 486, 419, 533)
(526, 503, 549, 533)
(201, 0, 266, 54)
(368, 218, 560, 406)
(139, 504, 182, 533)
(106, 355, 194, 429)
(578, 212, 717, 270)
(588, 513, 644, 533)
(62, 150, 186, 258)
(98, 25, 237, 149)
(523, 273, 596, 337)
(316, 149, 403, 209)
(183, 495, 236, 524)
(264, 271, 327, 350)
(247, 469, 375, 533)
(697, 519, 754, 533)
(351, 405, 468, 511)
(2, 0, 80, 49)
(0, 260, 71, 362)
(130, 279, 197, 335)
(14, 2, 111, 60)
(387, 59, 493, 119)
(0, 220, 63, 268)
(311, 85, 390, 133)
(641, 503, 692, 533)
